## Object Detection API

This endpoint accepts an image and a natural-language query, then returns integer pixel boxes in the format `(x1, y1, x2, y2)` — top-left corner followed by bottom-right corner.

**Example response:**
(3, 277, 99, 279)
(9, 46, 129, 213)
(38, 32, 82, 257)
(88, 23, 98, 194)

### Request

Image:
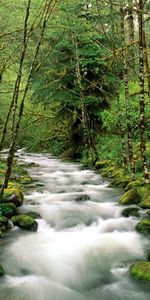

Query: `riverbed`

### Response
(0, 151, 149, 300)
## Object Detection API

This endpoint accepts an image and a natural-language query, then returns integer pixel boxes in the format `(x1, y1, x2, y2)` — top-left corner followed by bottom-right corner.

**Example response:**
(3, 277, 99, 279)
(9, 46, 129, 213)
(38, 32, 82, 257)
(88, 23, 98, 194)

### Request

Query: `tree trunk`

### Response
(127, 0, 135, 69)
(142, 27, 150, 99)
(0, 0, 55, 199)
(120, 7, 135, 179)
(73, 37, 98, 161)
(109, 0, 127, 167)
(138, 0, 149, 183)
(0, 0, 32, 151)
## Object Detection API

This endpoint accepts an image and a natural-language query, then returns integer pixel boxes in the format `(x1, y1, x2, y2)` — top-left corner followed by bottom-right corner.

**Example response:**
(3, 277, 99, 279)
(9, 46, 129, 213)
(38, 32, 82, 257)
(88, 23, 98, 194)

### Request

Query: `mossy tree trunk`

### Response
(0, 0, 32, 152)
(120, 6, 135, 179)
(0, 0, 56, 199)
(109, 0, 127, 168)
(138, 0, 149, 183)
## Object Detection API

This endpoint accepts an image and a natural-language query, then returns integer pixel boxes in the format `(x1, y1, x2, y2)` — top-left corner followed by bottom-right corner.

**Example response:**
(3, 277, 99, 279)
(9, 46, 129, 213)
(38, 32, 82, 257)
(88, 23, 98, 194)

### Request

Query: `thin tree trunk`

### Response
(0, 0, 56, 199)
(109, 0, 127, 167)
(0, 0, 32, 151)
(127, 0, 135, 69)
(142, 27, 150, 99)
(73, 37, 98, 160)
(120, 7, 135, 179)
(138, 0, 149, 183)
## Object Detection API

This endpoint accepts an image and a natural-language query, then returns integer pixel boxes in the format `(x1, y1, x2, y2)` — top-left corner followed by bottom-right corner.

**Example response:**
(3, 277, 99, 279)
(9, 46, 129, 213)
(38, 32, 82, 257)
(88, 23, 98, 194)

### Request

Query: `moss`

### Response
(0, 203, 17, 218)
(12, 214, 38, 231)
(125, 180, 143, 191)
(138, 186, 150, 201)
(130, 262, 150, 282)
(0, 265, 5, 277)
(18, 176, 32, 185)
(122, 207, 140, 218)
(95, 160, 111, 169)
(136, 219, 150, 235)
(120, 188, 141, 205)
(139, 196, 150, 209)
(2, 188, 24, 207)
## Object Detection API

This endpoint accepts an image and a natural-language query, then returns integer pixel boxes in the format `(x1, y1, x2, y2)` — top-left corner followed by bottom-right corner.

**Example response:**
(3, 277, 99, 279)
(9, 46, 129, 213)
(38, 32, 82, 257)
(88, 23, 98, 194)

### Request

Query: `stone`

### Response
(139, 196, 150, 209)
(136, 219, 150, 235)
(74, 194, 90, 202)
(12, 214, 38, 231)
(95, 160, 111, 169)
(122, 207, 140, 218)
(25, 211, 41, 219)
(120, 188, 141, 205)
(2, 188, 24, 207)
(130, 262, 150, 282)
(0, 265, 5, 277)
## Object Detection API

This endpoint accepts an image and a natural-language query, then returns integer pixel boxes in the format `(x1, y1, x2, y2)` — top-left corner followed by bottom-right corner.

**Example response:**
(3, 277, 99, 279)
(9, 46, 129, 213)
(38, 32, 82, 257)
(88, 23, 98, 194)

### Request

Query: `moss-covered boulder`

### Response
(12, 214, 38, 231)
(95, 160, 111, 170)
(25, 211, 41, 219)
(130, 262, 150, 282)
(0, 203, 17, 218)
(139, 196, 150, 209)
(120, 188, 141, 205)
(0, 216, 9, 232)
(2, 188, 24, 207)
(136, 219, 150, 235)
(122, 207, 140, 218)
(125, 180, 143, 191)
(0, 265, 5, 277)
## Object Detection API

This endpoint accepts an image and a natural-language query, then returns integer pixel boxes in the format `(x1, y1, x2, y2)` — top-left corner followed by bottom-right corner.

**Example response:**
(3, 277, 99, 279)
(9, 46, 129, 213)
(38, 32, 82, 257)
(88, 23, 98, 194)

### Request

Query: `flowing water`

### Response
(0, 151, 150, 300)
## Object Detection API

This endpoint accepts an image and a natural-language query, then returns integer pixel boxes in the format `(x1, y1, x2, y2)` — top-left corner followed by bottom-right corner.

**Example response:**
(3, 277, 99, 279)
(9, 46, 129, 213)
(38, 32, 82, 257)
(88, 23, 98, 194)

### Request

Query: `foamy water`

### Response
(0, 150, 149, 300)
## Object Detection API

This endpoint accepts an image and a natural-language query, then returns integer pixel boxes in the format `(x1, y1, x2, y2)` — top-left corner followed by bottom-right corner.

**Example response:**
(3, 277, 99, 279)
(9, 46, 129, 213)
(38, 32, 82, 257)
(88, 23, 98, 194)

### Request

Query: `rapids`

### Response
(0, 151, 149, 300)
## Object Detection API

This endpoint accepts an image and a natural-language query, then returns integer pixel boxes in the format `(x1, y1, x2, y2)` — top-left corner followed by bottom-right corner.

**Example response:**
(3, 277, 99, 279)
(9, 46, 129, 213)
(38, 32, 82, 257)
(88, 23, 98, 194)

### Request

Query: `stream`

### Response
(0, 150, 150, 300)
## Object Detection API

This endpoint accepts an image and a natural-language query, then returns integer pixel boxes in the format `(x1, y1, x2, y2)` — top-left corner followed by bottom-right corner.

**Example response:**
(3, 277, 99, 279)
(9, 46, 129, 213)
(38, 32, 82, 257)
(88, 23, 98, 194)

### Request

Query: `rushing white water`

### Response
(0, 151, 149, 300)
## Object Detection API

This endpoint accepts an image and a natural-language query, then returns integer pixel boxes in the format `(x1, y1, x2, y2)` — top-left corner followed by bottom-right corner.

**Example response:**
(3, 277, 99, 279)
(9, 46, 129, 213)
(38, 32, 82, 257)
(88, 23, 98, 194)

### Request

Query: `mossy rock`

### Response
(2, 188, 24, 207)
(125, 180, 143, 191)
(25, 211, 41, 219)
(130, 262, 150, 282)
(0, 203, 17, 218)
(95, 160, 111, 169)
(138, 186, 150, 201)
(12, 214, 38, 231)
(136, 219, 150, 235)
(122, 207, 140, 218)
(139, 196, 150, 209)
(120, 188, 141, 205)
(18, 175, 32, 185)
(0, 265, 5, 277)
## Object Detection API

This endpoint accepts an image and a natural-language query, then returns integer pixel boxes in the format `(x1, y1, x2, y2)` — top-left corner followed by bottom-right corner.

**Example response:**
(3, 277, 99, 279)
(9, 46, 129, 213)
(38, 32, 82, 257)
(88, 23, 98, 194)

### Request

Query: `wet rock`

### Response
(136, 219, 150, 235)
(95, 160, 111, 169)
(125, 180, 143, 191)
(147, 252, 150, 261)
(74, 194, 90, 202)
(12, 214, 38, 231)
(0, 265, 5, 277)
(0, 203, 17, 218)
(25, 211, 41, 219)
(139, 196, 150, 209)
(122, 207, 140, 218)
(130, 262, 150, 282)
(120, 188, 141, 205)
(2, 188, 24, 207)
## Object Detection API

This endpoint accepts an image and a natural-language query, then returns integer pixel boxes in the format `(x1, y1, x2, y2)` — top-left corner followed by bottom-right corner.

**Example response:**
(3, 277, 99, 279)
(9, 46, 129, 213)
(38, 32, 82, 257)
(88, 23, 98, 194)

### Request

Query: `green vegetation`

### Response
(130, 262, 150, 282)
(12, 214, 38, 231)
(136, 219, 150, 235)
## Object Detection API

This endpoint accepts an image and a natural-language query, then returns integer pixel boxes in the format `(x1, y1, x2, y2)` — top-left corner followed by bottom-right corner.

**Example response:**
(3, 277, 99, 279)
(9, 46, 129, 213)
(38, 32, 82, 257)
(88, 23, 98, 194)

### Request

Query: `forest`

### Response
(0, 0, 150, 299)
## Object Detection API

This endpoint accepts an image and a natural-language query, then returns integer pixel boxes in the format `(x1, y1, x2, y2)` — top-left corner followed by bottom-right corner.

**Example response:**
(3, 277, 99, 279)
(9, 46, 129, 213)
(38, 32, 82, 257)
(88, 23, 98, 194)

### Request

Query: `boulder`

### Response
(25, 211, 41, 219)
(139, 196, 150, 209)
(74, 194, 90, 202)
(120, 188, 141, 205)
(0, 203, 17, 218)
(130, 262, 150, 282)
(0, 265, 5, 277)
(2, 188, 24, 207)
(12, 214, 38, 231)
(122, 207, 140, 218)
(95, 160, 111, 169)
(136, 219, 150, 235)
